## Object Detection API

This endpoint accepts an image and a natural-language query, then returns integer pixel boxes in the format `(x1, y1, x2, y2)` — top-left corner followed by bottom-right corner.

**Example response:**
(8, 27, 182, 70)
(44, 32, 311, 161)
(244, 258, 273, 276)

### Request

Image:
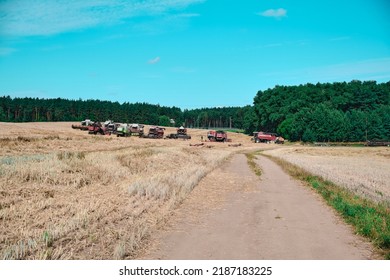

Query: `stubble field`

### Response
(0, 122, 254, 259)
(263, 146, 390, 204)
(1, 122, 389, 259)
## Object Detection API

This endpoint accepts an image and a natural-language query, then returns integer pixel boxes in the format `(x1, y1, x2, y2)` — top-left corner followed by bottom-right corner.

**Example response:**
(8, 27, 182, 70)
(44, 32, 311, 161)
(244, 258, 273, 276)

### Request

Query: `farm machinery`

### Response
(71, 119, 94, 130)
(116, 123, 145, 137)
(116, 124, 131, 137)
(253, 132, 284, 144)
(88, 120, 118, 135)
(88, 121, 105, 135)
(104, 120, 118, 135)
(207, 130, 228, 142)
(166, 126, 191, 139)
(129, 124, 144, 136)
(145, 126, 165, 138)
(365, 140, 390, 147)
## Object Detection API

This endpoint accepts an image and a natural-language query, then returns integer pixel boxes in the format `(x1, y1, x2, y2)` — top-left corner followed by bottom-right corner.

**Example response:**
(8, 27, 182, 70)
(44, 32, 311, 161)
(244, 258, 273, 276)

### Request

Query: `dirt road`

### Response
(141, 154, 375, 259)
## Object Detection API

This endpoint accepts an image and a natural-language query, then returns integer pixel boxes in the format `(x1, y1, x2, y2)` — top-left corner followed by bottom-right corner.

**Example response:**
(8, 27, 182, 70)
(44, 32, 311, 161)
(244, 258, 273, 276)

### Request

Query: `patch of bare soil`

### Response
(141, 154, 376, 260)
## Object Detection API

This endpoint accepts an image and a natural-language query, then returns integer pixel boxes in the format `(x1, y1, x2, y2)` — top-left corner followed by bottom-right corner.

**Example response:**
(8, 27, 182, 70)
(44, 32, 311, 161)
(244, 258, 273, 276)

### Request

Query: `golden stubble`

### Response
(263, 146, 390, 204)
(0, 122, 255, 259)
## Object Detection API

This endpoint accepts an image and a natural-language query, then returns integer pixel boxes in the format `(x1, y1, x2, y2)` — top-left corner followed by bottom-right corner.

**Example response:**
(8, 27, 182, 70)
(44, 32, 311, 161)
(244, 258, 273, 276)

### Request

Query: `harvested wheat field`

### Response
(1, 122, 388, 260)
(0, 122, 258, 259)
(263, 146, 390, 204)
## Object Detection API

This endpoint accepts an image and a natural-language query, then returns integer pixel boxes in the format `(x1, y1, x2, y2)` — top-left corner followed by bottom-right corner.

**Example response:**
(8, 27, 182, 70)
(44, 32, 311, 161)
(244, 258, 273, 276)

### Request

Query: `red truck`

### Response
(207, 130, 228, 142)
(253, 132, 284, 144)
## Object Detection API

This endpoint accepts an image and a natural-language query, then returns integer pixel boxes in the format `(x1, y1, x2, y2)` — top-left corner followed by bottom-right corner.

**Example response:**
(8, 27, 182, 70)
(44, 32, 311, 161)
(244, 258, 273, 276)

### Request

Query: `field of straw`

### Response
(0, 122, 254, 259)
(263, 146, 390, 204)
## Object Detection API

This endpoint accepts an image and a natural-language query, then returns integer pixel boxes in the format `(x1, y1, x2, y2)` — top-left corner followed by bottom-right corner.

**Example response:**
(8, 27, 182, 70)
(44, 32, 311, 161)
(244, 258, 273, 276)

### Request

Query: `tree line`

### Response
(0, 96, 251, 130)
(253, 80, 390, 142)
(1, 80, 389, 141)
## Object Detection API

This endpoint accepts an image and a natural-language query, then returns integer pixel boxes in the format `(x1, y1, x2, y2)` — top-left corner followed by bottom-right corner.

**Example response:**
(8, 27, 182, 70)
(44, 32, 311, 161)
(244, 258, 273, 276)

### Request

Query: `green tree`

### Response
(158, 115, 171, 127)
(242, 106, 258, 134)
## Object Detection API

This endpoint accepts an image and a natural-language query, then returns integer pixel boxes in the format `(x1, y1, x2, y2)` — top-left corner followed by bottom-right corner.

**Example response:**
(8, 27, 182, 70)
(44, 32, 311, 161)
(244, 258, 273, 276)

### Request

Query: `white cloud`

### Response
(0, 0, 205, 37)
(148, 56, 160, 64)
(259, 8, 287, 19)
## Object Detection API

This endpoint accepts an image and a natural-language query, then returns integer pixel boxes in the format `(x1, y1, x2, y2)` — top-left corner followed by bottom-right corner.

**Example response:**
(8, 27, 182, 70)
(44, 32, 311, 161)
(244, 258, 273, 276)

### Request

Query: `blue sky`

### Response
(0, 0, 389, 109)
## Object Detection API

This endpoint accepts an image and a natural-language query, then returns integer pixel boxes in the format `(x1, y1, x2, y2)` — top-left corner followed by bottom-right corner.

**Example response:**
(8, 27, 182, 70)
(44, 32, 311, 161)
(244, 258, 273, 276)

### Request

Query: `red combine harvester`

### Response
(253, 132, 284, 144)
(88, 122, 105, 135)
(71, 119, 93, 130)
(207, 130, 228, 142)
(87, 120, 117, 135)
(146, 126, 165, 138)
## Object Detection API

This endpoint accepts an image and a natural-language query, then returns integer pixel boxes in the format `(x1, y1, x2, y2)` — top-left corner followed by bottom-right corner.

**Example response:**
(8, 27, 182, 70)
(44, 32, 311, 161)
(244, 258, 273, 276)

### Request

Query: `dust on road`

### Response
(141, 153, 375, 260)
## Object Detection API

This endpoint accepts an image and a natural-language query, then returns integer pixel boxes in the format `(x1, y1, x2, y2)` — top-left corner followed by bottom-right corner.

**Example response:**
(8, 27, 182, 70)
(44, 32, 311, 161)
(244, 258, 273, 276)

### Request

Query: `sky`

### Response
(0, 0, 389, 109)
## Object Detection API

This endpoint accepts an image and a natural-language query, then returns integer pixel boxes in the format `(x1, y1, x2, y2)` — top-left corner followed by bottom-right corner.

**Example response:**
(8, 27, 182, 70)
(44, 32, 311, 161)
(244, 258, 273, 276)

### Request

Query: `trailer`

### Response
(253, 132, 284, 144)
(207, 130, 227, 142)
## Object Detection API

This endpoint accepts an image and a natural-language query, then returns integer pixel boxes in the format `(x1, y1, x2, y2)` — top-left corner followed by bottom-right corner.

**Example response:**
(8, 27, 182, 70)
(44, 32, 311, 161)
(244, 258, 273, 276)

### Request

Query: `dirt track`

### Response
(142, 153, 375, 260)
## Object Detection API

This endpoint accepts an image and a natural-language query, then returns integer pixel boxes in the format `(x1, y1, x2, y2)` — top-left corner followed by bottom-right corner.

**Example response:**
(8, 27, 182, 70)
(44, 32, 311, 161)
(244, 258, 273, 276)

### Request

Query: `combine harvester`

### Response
(88, 121, 105, 135)
(129, 124, 144, 136)
(166, 126, 191, 140)
(104, 120, 119, 135)
(116, 123, 144, 137)
(87, 120, 118, 135)
(145, 126, 165, 139)
(71, 119, 94, 130)
(116, 123, 131, 137)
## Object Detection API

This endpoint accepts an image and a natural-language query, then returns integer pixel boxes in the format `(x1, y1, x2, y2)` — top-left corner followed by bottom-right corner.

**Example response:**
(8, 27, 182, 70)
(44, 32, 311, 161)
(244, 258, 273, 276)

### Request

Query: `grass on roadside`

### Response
(245, 151, 262, 177)
(265, 154, 390, 259)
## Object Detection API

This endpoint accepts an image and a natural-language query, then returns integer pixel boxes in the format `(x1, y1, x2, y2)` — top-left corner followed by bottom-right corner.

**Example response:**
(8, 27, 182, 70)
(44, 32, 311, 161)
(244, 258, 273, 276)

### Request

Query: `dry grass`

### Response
(0, 122, 257, 259)
(263, 146, 390, 204)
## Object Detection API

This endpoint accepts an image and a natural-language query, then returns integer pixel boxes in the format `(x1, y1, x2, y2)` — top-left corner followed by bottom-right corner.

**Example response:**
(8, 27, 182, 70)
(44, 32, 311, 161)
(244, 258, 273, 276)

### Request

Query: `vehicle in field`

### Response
(88, 121, 105, 135)
(116, 123, 131, 137)
(103, 120, 118, 135)
(253, 131, 284, 144)
(207, 130, 227, 142)
(71, 119, 94, 130)
(87, 120, 117, 135)
(129, 124, 144, 136)
(207, 130, 217, 141)
(166, 126, 191, 139)
(365, 140, 390, 147)
(146, 126, 165, 138)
